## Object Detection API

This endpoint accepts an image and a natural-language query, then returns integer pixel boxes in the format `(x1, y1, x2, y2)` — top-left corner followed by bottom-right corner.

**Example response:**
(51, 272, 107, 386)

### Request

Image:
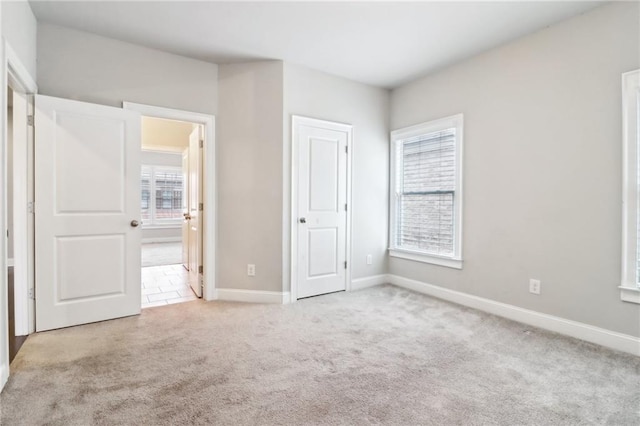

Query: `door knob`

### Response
(130, 220, 140, 228)
(299, 217, 306, 224)
(183, 213, 192, 220)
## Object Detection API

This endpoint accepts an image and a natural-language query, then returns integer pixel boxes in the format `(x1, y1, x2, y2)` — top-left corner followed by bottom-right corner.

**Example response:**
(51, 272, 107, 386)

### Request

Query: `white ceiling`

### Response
(29, 1, 605, 89)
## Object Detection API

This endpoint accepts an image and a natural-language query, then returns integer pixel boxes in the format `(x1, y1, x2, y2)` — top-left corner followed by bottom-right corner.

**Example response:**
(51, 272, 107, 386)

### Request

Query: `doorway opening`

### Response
(140, 116, 203, 308)
(123, 101, 215, 303)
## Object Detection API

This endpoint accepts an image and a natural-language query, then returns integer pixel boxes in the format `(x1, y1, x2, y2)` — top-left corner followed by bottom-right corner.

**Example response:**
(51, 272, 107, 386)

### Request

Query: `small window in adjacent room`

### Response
(389, 114, 463, 269)
(141, 165, 183, 226)
(621, 69, 640, 304)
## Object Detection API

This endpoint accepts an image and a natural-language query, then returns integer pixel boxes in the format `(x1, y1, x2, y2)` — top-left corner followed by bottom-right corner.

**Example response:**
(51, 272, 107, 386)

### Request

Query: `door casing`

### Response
(6, 43, 37, 337)
(1, 40, 38, 391)
(123, 102, 216, 301)
(290, 115, 353, 302)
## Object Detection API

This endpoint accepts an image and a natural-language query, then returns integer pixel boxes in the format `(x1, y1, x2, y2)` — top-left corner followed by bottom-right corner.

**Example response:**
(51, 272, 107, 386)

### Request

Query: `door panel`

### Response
(296, 119, 350, 299)
(308, 228, 338, 277)
(35, 95, 141, 331)
(309, 138, 339, 211)
(188, 126, 203, 297)
(55, 114, 125, 213)
(56, 235, 126, 300)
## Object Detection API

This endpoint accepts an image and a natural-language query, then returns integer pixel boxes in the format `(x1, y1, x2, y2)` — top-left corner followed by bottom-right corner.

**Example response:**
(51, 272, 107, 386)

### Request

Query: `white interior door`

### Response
(188, 126, 202, 297)
(295, 117, 350, 299)
(35, 95, 141, 332)
(181, 148, 189, 270)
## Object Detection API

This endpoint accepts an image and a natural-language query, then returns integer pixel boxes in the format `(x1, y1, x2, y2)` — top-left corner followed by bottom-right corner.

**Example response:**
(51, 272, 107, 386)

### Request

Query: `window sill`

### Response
(619, 286, 640, 304)
(389, 248, 462, 269)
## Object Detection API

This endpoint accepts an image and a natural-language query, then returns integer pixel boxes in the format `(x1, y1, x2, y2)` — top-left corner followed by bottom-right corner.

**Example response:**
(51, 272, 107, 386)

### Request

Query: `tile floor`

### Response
(141, 264, 198, 309)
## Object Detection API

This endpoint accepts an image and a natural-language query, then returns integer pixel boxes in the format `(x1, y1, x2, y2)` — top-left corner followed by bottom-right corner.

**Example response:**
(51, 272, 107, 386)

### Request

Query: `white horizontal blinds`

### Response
(396, 128, 456, 255)
(141, 167, 152, 222)
(154, 168, 183, 222)
(140, 166, 183, 225)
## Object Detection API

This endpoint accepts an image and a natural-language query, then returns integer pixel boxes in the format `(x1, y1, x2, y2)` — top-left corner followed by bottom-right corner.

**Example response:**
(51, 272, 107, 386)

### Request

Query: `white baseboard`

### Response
(216, 288, 291, 304)
(351, 274, 389, 291)
(386, 274, 640, 357)
(142, 237, 181, 244)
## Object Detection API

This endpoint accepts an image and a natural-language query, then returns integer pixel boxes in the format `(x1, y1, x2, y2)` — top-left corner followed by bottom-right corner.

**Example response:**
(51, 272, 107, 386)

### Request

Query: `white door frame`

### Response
(290, 115, 352, 302)
(5, 43, 37, 335)
(123, 102, 216, 301)
(1, 40, 38, 390)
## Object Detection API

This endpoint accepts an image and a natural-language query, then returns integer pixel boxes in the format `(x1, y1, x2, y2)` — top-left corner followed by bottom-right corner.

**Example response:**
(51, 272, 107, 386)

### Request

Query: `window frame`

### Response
(621, 69, 640, 304)
(389, 113, 464, 269)
(141, 165, 184, 228)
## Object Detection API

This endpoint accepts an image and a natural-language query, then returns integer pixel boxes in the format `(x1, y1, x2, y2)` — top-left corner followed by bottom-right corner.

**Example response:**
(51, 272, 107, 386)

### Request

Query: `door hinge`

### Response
(199, 139, 204, 148)
(27, 115, 34, 126)
(28, 201, 35, 214)
(344, 203, 347, 211)
(344, 261, 347, 269)
(199, 202, 204, 211)
(345, 145, 348, 154)
(198, 265, 203, 274)
(28, 288, 35, 299)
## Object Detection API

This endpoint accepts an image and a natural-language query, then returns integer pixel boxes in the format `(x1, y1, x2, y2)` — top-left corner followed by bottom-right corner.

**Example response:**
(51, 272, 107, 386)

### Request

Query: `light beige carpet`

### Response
(1, 285, 639, 425)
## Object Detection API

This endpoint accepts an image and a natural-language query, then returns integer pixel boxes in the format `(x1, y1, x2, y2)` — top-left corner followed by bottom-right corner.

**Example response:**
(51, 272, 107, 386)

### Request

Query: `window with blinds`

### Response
(390, 114, 463, 267)
(141, 166, 183, 226)
(395, 129, 455, 255)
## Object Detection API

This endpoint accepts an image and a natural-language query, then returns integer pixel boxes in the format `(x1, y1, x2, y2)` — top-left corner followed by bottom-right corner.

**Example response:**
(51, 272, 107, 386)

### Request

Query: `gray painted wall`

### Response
(2, 1, 37, 80)
(142, 227, 181, 243)
(217, 61, 388, 294)
(283, 64, 389, 286)
(217, 61, 285, 292)
(37, 24, 218, 115)
(389, 2, 640, 337)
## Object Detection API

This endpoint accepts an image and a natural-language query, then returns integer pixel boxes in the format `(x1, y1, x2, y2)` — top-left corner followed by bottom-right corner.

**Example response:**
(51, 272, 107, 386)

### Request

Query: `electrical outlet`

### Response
(366, 254, 372, 265)
(529, 279, 541, 295)
(247, 264, 256, 276)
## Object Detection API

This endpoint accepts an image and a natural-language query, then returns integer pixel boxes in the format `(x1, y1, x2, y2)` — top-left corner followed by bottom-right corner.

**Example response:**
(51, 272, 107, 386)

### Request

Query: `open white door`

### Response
(188, 126, 202, 297)
(295, 117, 350, 299)
(35, 95, 141, 332)
(181, 148, 189, 270)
